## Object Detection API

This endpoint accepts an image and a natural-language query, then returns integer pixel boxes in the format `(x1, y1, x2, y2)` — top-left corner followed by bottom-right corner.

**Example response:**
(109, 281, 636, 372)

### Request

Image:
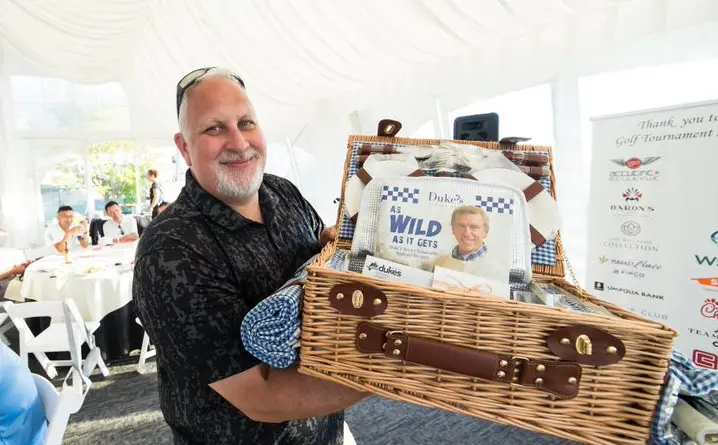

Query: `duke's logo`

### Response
(622, 187, 642, 201)
(367, 262, 402, 277)
(693, 350, 718, 370)
(701, 299, 718, 319)
(594, 281, 604, 291)
(428, 192, 463, 205)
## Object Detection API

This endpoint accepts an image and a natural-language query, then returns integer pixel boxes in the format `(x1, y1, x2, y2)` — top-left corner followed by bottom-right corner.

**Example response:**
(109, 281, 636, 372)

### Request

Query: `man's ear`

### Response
(174, 133, 192, 167)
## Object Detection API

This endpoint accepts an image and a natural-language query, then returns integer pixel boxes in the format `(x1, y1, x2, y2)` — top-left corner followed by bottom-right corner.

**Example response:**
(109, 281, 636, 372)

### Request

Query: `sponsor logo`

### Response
(611, 203, 655, 218)
(624, 305, 669, 321)
(367, 262, 402, 277)
(427, 192, 464, 205)
(602, 257, 661, 280)
(598, 255, 608, 264)
(691, 278, 718, 291)
(603, 236, 658, 252)
(594, 282, 664, 300)
(605, 285, 664, 300)
(621, 221, 641, 236)
(687, 328, 718, 348)
(695, 232, 718, 267)
(622, 187, 642, 202)
(700, 298, 718, 319)
(693, 350, 718, 370)
(609, 157, 660, 181)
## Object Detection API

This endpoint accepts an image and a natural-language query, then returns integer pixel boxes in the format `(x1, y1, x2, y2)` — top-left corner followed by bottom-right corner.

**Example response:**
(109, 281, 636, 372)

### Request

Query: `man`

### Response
(46, 206, 89, 254)
(133, 67, 364, 445)
(99, 201, 139, 245)
(433, 206, 506, 281)
(147, 169, 165, 218)
(0, 342, 47, 445)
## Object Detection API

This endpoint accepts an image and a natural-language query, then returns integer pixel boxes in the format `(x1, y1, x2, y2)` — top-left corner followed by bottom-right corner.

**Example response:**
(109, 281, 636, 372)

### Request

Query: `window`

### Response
(11, 76, 131, 133)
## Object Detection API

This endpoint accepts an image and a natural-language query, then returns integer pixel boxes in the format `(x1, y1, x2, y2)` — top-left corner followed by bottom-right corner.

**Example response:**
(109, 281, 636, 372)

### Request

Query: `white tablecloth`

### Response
(14, 243, 137, 323)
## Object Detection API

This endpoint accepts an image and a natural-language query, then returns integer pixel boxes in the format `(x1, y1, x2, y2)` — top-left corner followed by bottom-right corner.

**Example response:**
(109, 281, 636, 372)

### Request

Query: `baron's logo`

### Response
(691, 278, 718, 291)
(694, 231, 718, 267)
(622, 187, 642, 202)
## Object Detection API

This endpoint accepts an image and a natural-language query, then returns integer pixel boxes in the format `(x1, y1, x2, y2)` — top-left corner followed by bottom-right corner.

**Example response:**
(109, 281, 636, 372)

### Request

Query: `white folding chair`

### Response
(0, 311, 11, 345)
(33, 367, 91, 445)
(2, 300, 109, 379)
(135, 317, 155, 374)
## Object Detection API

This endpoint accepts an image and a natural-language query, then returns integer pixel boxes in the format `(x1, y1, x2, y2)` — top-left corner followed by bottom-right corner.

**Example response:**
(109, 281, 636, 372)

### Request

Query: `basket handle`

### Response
(356, 322, 581, 399)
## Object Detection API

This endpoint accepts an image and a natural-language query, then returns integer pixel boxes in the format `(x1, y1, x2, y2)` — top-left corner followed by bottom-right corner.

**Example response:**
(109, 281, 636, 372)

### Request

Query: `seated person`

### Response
(0, 261, 31, 300)
(99, 201, 139, 245)
(433, 206, 506, 282)
(45, 206, 90, 254)
(0, 342, 47, 445)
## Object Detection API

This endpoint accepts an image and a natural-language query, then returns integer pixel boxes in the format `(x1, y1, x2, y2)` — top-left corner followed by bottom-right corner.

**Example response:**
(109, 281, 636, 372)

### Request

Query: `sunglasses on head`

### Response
(176, 67, 246, 116)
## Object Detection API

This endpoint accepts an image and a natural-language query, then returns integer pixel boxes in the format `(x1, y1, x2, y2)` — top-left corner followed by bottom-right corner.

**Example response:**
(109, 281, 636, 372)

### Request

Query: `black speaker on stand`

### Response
(453, 112, 499, 142)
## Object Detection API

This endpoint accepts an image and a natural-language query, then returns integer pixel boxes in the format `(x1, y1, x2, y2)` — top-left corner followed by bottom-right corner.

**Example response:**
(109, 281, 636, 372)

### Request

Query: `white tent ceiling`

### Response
(1, 0, 718, 262)
(2, 0, 718, 142)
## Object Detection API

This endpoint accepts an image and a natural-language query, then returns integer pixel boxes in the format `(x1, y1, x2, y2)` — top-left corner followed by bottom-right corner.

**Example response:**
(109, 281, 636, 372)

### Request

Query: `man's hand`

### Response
(319, 226, 336, 248)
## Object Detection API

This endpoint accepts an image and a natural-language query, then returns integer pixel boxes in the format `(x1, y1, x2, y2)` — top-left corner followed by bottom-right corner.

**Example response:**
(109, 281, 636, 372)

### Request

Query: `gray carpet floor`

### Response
(54, 357, 575, 445)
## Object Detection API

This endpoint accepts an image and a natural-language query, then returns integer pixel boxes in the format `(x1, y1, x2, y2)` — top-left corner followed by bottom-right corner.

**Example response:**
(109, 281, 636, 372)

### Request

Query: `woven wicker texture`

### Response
(300, 134, 677, 445)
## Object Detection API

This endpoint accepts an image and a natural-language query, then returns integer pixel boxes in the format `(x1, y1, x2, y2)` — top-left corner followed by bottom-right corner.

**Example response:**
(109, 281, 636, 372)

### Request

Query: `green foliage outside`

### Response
(44, 140, 153, 204)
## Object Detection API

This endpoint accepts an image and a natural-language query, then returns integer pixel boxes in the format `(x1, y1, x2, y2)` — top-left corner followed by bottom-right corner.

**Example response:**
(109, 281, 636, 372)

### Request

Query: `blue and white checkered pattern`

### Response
(476, 195, 514, 215)
(240, 252, 349, 368)
(240, 285, 302, 368)
(651, 350, 718, 445)
(381, 185, 419, 203)
(339, 144, 558, 266)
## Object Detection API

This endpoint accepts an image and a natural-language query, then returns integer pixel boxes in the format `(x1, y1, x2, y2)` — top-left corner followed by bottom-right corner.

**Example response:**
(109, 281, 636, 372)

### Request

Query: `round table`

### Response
(10, 242, 143, 362)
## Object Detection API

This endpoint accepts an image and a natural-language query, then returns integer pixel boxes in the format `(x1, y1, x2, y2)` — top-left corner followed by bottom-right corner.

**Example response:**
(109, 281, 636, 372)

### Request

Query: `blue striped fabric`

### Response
(652, 350, 718, 444)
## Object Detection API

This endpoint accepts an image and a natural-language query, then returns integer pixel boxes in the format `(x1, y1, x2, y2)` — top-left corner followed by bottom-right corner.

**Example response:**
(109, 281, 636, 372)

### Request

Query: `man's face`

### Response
(107, 205, 122, 223)
(174, 76, 267, 203)
(452, 213, 488, 254)
(57, 211, 74, 231)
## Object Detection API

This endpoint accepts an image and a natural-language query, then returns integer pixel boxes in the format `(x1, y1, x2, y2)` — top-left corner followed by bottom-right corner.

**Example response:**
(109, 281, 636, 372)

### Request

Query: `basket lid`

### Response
(333, 130, 566, 278)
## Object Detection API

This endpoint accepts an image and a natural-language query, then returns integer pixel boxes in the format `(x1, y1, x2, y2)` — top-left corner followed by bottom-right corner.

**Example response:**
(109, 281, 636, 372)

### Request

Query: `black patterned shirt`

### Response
(133, 170, 343, 445)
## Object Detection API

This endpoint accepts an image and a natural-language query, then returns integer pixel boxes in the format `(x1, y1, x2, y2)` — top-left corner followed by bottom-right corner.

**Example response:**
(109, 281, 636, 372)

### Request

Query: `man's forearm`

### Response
(120, 233, 139, 242)
(210, 365, 367, 423)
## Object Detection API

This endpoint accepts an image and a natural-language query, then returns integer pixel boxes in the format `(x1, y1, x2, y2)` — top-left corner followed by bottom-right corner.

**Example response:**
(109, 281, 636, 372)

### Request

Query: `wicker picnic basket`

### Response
(299, 132, 677, 445)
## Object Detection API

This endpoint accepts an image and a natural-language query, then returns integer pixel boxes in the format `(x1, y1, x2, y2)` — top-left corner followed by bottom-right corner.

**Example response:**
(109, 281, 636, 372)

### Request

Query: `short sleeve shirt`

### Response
(133, 170, 341, 445)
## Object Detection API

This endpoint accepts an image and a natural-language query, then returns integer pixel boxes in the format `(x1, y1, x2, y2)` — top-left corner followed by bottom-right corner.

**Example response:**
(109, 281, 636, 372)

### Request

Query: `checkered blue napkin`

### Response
(240, 251, 349, 368)
(339, 142, 557, 266)
(652, 350, 718, 444)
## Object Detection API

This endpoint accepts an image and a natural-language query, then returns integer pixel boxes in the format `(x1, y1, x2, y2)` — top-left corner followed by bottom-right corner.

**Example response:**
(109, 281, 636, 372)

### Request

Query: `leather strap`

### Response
(377, 119, 402, 137)
(356, 322, 581, 399)
(359, 144, 397, 155)
(523, 180, 545, 201)
(356, 168, 373, 185)
(529, 225, 547, 247)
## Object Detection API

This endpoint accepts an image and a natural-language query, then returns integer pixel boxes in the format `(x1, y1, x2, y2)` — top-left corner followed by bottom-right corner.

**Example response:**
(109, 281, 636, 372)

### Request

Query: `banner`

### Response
(587, 100, 718, 370)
